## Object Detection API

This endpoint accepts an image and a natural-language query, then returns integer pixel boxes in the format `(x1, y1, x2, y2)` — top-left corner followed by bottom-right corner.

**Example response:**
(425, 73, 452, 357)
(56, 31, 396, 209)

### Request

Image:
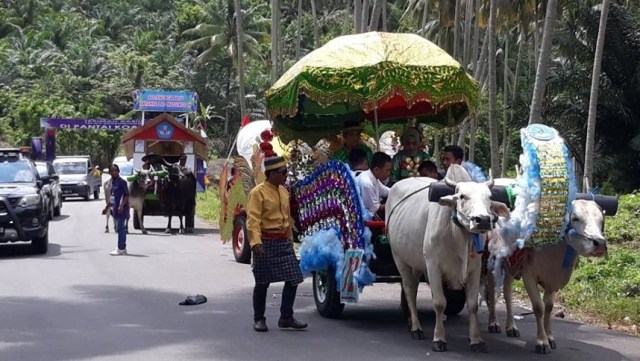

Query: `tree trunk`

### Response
(476, 30, 489, 83)
(487, 0, 500, 176)
(528, 0, 558, 125)
(234, 0, 247, 118)
(271, 0, 280, 84)
(463, 0, 473, 67)
(506, 24, 525, 174)
(420, 0, 430, 37)
(354, 0, 362, 33)
(295, 0, 302, 59)
(471, 0, 480, 70)
(382, 0, 388, 31)
(361, 0, 369, 33)
(457, 119, 469, 146)
(369, 0, 382, 31)
(224, 66, 231, 135)
(311, 0, 320, 48)
(534, 0, 540, 68)
(501, 35, 510, 177)
(453, 0, 461, 61)
(469, 119, 477, 162)
(583, 0, 611, 191)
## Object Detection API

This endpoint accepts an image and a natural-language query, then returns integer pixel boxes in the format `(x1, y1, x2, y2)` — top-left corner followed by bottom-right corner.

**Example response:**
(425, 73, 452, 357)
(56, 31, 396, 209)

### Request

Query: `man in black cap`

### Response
(331, 120, 372, 164)
(246, 154, 307, 332)
(141, 152, 165, 172)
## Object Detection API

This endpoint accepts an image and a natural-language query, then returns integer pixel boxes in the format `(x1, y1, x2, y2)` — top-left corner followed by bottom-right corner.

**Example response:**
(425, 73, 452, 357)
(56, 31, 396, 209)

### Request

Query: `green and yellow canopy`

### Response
(266, 32, 478, 144)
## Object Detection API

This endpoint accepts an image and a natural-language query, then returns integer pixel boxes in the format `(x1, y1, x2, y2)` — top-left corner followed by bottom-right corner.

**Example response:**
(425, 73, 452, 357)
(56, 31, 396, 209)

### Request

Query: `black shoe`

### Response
(278, 317, 308, 329)
(253, 319, 268, 332)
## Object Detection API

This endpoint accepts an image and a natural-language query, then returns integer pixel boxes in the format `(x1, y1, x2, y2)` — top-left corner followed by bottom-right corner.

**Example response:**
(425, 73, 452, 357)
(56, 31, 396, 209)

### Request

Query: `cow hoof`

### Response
(506, 327, 520, 338)
(142, 230, 148, 235)
(165, 229, 171, 234)
(535, 343, 552, 354)
(470, 342, 488, 353)
(104, 229, 109, 233)
(179, 229, 185, 234)
(432, 341, 447, 352)
(488, 324, 501, 334)
(549, 339, 557, 349)
(409, 329, 424, 340)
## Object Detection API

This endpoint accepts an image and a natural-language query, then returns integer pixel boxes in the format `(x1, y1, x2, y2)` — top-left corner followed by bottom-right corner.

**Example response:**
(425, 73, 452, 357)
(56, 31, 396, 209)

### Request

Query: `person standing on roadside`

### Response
(109, 164, 129, 256)
(246, 155, 307, 332)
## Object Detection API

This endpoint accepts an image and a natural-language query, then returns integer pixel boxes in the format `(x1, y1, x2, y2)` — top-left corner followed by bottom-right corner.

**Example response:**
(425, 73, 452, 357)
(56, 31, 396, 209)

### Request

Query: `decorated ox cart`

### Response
(263, 31, 479, 317)
(120, 113, 208, 233)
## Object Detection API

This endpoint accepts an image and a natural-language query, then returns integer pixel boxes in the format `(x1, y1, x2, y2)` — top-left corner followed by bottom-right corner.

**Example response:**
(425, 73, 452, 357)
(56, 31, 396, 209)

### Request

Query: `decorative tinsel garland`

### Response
(295, 161, 375, 289)
(508, 124, 577, 249)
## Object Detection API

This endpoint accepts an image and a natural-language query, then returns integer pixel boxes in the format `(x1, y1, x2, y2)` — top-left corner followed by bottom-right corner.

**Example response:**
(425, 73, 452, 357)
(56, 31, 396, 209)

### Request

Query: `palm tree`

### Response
(583, 0, 611, 191)
(234, 0, 247, 120)
(487, 0, 500, 176)
(528, 0, 558, 125)
(183, 0, 268, 132)
(271, 0, 280, 83)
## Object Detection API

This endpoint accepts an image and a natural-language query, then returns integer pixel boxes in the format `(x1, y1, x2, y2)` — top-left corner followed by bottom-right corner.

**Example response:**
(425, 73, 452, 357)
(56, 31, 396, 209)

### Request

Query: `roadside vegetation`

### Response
(195, 187, 221, 225)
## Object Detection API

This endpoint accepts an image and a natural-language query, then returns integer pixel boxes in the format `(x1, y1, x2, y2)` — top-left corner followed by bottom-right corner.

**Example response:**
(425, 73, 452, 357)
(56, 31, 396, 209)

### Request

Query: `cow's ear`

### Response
(491, 201, 510, 218)
(439, 194, 458, 208)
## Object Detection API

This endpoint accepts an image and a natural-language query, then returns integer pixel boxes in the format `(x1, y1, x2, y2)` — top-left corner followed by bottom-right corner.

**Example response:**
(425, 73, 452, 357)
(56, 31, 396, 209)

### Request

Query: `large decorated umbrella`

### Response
(266, 31, 478, 144)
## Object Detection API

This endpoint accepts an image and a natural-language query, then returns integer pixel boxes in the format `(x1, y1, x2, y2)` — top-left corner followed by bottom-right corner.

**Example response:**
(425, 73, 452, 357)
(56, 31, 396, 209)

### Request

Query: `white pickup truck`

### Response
(53, 156, 101, 201)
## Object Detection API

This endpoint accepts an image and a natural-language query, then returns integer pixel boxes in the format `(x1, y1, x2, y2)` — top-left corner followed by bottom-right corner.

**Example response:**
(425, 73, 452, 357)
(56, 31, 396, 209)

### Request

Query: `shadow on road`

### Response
(0, 243, 62, 259)
(0, 283, 633, 361)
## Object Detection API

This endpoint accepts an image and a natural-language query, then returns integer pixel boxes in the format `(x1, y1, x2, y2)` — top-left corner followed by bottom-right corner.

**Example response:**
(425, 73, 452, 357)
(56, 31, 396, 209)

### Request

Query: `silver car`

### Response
(35, 161, 62, 218)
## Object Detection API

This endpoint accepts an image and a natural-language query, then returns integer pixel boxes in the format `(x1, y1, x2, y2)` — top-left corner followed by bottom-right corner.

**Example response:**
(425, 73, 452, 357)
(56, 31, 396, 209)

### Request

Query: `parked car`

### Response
(35, 161, 62, 219)
(53, 156, 101, 200)
(0, 148, 50, 254)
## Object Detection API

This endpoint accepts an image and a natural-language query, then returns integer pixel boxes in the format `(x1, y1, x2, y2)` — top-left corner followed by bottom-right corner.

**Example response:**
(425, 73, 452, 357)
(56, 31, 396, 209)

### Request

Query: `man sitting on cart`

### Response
(330, 120, 372, 164)
(357, 152, 392, 220)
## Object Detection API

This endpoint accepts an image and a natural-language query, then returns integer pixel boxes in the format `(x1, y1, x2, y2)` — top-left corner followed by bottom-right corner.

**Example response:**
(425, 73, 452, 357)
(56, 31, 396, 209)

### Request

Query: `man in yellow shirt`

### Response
(246, 155, 307, 332)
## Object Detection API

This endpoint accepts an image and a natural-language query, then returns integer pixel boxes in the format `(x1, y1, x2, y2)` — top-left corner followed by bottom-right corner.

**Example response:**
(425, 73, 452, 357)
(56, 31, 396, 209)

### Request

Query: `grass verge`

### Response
(196, 188, 221, 227)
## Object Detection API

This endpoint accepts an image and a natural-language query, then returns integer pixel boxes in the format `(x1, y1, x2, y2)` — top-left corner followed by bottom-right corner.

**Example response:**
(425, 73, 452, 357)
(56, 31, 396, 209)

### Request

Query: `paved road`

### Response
(0, 197, 638, 361)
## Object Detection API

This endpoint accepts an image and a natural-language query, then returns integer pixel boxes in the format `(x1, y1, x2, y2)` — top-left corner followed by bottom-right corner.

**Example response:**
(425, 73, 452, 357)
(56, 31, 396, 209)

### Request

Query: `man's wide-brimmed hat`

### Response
(142, 152, 161, 162)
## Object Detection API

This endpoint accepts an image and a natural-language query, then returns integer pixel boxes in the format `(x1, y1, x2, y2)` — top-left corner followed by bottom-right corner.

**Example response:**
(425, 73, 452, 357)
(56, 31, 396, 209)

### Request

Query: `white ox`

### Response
(486, 199, 607, 354)
(386, 164, 510, 352)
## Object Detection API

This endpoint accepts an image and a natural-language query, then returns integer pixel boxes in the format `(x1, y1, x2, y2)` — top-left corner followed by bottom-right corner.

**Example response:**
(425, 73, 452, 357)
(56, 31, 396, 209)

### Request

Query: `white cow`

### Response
(486, 199, 607, 354)
(386, 164, 510, 352)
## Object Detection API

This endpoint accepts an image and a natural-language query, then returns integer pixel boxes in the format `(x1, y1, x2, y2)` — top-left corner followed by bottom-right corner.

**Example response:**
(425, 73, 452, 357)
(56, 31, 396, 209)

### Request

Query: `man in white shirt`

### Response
(358, 152, 392, 219)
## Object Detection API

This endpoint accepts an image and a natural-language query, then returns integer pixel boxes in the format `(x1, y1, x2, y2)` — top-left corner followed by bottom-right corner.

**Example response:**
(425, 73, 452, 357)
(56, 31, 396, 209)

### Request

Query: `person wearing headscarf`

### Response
(390, 127, 430, 185)
(330, 120, 372, 164)
(246, 155, 307, 333)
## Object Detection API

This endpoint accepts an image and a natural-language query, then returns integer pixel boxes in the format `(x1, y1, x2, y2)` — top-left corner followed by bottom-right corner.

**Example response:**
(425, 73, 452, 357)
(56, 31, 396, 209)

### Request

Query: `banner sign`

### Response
(133, 90, 198, 113)
(40, 118, 142, 130)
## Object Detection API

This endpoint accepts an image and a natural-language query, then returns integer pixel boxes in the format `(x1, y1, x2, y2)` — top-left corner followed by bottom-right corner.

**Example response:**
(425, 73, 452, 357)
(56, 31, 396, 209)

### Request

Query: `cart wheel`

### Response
(444, 287, 466, 316)
(232, 216, 251, 264)
(313, 267, 344, 318)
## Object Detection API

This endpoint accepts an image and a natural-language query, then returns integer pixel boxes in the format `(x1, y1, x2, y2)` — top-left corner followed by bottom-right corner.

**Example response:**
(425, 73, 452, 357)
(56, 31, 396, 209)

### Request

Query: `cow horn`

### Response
(484, 170, 494, 188)
(445, 176, 457, 188)
(134, 168, 140, 174)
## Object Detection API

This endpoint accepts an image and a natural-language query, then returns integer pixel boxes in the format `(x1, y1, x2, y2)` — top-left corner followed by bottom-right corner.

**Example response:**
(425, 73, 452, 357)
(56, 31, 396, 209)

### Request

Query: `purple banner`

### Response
(40, 118, 142, 130)
(31, 137, 43, 161)
(45, 128, 56, 162)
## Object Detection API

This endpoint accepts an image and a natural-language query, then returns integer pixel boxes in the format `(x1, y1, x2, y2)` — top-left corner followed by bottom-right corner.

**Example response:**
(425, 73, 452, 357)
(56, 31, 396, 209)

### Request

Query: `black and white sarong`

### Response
(252, 238, 303, 285)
